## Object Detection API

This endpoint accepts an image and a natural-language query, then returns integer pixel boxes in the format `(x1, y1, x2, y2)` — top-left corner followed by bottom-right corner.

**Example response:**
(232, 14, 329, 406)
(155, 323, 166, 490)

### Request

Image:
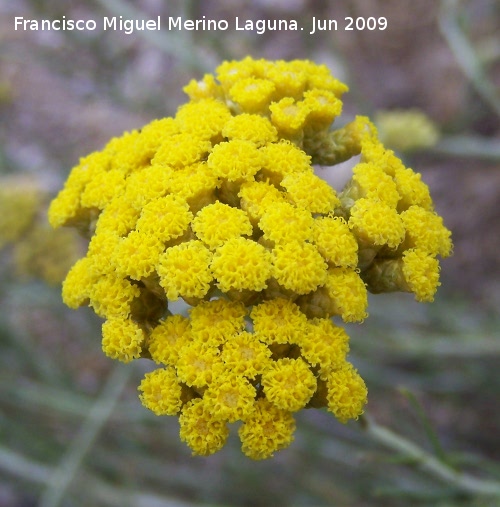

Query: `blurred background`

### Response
(1, 0, 499, 506)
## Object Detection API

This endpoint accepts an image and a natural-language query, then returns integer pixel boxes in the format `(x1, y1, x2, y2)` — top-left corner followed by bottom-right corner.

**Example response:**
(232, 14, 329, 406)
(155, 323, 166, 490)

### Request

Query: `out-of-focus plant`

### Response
(0, 176, 83, 285)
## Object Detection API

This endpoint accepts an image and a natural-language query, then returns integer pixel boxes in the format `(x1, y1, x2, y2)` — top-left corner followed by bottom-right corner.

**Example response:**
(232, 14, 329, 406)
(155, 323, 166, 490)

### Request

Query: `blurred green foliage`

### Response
(1, 0, 499, 505)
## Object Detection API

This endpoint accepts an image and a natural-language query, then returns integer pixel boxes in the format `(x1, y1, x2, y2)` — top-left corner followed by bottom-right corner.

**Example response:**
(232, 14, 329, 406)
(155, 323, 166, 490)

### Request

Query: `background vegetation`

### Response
(1, 0, 499, 505)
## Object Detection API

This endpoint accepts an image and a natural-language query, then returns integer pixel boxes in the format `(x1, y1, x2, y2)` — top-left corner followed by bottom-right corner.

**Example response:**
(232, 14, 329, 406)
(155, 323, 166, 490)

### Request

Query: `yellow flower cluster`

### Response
(0, 177, 40, 248)
(49, 57, 452, 459)
(0, 176, 82, 284)
(375, 108, 440, 152)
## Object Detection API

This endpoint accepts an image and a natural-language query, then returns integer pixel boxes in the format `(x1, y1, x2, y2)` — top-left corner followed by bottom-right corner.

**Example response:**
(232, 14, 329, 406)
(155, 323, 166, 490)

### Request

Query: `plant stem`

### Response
(0, 446, 192, 507)
(359, 413, 500, 497)
(439, 0, 500, 118)
(39, 363, 132, 507)
(431, 135, 500, 161)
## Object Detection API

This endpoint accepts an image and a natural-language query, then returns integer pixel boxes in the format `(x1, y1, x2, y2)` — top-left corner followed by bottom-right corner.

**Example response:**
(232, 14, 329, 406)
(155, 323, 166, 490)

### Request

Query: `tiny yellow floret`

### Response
(259, 202, 314, 244)
(189, 299, 247, 347)
(229, 77, 276, 113)
(313, 216, 358, 267)
(101, 317, 145, 363)
(262, 357, 317, 412)
(192, 201, 253, 249)
(324, 267, 369, 322)
(401, 205, 453, 257)
(271, 242, 328, 294)
(325, 363, 368, 423)
(138, 368, 183, 416)
(136, 195, 193, 243)
(148, 315, 191, 366)
(157, 240, 213, 300)
(203, 374, 256, 422)
(179, 398, 230, 456)
(208, 140, 263, 182)
(221, 331, 272, 379)
(239, 398, 296, 460)
(402, 249, 441, 302)
(222, 114, 278, 146)
(211, 238, 272, 292)
(349, 198, 405, 249)
(281, 171, 341, 213)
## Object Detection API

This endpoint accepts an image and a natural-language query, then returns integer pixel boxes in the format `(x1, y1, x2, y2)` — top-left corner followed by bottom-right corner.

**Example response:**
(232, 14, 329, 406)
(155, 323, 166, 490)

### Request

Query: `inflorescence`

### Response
(49, 57, 452, 459)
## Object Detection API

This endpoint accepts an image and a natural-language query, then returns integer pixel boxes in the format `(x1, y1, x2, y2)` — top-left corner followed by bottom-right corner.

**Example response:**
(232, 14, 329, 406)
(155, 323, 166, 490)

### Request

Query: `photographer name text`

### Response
(14, 15, 388, 35)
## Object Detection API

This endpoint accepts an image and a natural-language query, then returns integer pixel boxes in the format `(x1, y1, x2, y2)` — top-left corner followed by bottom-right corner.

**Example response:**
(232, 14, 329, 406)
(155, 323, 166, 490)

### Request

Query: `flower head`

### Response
(375, 108, 440, 152)
(152, 133, 211, 168)
(251, 299, 308, 345)
(179, 398, 229, 456)
(313, 216, 358, 268)
(189, 299, 247, 346)
(176, 342, 224, 389)
(229, 77, 276, 113)
(402, 249, 441, 302)
(238, 180, 285, 225)
(89, 273, 140, 319)
(192, 201, 253, 249)
(136, 195, 193, 243)
(324, 268, 369, 322)
(270, 97, 310, 136)
(208, 140, 262, 182)
(202, 374, 256, 423)
(300, 318, 350, 373)
(50, 56, 452, 460)
(175, 98, 232, 142)
(271, 242, 328, 295)
(148, 315, 190, 366)
(281, 171, 340, 214)
(262, 357, 317, 412)
(349, 198, 405, 249)
(211, 237, 272, 292)
(220, 331, 272, 378)
(401, 205, 452, 257)
(61, 257, 96, 309)
(259, 202, 314, 245)
(101, 317, 145, 363)
(157, 240, 213, 301)
(222, 113, 278, 146)
(138, 368, 183, 416)
(112, 231, 164, 280)
(238, 398, 296, 460)
(324, 363, 368, 423)
(260, 140, 312, 186)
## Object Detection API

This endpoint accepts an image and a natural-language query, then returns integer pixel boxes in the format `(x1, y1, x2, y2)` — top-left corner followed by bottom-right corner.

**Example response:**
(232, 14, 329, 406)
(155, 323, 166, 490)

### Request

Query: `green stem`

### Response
(438, 0, 500, 118)
(39, 363, 132, 507)
(0, 446, 192, 507)
(431, 135, 500, 161)
(359, 413, 500, 497)
(0, 446, 51, 485)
